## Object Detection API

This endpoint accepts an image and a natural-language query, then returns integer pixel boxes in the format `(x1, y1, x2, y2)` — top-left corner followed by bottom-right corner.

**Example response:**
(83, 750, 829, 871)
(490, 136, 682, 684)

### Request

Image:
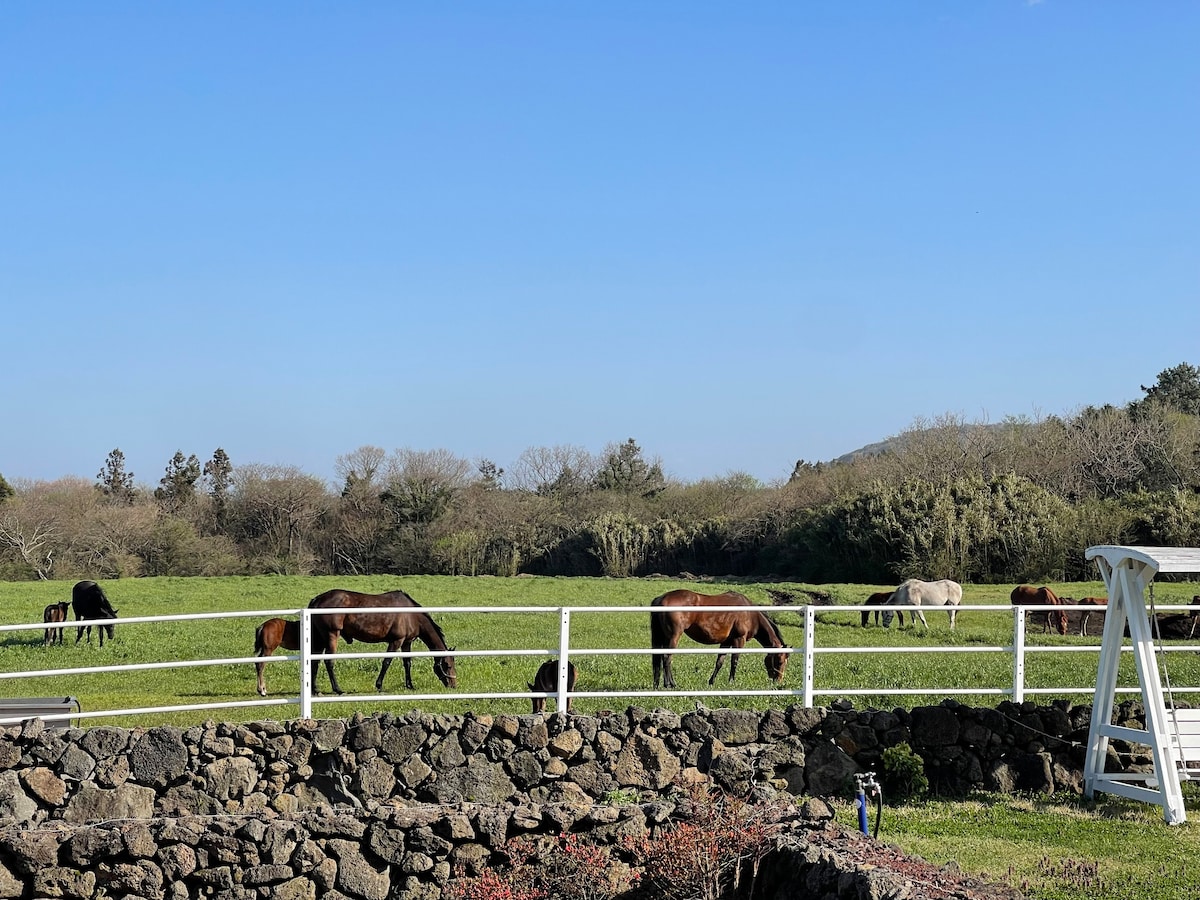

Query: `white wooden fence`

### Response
(2, 602, 1198, 727)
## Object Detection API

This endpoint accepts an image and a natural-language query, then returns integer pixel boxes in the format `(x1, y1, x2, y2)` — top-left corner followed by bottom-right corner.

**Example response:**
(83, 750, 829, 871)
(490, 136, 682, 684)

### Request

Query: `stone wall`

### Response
(0, 699, 1151, 899)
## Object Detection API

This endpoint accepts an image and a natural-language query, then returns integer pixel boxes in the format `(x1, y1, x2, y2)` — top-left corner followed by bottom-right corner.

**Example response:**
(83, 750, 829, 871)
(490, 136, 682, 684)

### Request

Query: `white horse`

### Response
(881, 578, 962, 629)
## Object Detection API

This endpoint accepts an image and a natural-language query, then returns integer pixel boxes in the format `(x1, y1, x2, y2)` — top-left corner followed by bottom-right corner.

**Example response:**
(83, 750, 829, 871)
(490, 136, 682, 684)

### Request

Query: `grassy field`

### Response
(4, 574, 1200, 725)
(5, 574, 1200, 900)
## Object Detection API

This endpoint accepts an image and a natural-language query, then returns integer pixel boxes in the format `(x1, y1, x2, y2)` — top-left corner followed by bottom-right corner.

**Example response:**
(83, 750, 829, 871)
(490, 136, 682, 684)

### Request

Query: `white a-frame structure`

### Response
(1083, 545, 1200, 824)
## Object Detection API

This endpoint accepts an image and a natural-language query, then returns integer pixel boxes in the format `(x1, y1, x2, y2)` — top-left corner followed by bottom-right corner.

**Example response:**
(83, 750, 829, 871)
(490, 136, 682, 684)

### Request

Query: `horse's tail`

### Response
(254, 622, 267, 657)
(649, 595, 670, 649)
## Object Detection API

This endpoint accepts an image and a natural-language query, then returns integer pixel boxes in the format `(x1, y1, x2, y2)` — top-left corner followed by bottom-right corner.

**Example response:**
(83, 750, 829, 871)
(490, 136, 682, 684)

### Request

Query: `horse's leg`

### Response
(652, 649, 663, 689)
(709, 641, 737, 686)
(377, 638, 404, 692)
(727, 638, 747, 683)
(320, 633, 343, 695)
(915, 608, 929, 630)
(949, 607, 958, 629)
(663, 643, 677, 690)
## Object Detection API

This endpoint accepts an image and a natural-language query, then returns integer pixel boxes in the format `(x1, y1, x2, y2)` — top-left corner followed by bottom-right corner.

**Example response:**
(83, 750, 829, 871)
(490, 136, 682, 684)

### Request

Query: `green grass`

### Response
(829, 790, 1200, 900)
(6, 574, 1200, 900)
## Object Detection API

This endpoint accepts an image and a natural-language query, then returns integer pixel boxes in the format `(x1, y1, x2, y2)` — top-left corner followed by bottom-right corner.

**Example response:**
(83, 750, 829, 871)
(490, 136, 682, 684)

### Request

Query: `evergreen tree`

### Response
(96, 449, 136, 505)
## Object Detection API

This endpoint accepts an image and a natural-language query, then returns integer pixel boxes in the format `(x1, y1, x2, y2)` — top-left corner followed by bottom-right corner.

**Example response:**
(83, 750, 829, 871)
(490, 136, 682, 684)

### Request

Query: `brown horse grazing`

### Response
(1010, 585, 1068, 635)
(254, 618, 301, 696)
(529, 659, 578, 714)
(650, 589, 789, 690)
(42, 602, 69, 646)
(308, 589, 457, 695)
(861, 590, 896, 627)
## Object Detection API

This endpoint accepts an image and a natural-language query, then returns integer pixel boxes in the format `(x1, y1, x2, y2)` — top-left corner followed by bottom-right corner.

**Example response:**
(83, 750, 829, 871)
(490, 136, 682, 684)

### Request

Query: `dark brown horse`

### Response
(1010, 585, 1068, 635)
(308, 589, 457, 695)
(861, 590, 896, 627)
(529, 659, 578, 714)
(72, 580, 118, 647)
(42, 602, 69, 646)
(650, 589, 789, 689)
(254, 618, 300, 696)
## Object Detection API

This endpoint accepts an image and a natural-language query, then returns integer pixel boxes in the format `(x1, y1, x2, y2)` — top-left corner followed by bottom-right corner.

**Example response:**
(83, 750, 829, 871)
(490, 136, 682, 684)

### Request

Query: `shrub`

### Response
(881, 742, 929, 802)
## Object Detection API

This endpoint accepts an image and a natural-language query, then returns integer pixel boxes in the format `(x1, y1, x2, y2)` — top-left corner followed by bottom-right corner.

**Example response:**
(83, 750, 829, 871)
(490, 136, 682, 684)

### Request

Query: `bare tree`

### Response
(229, 465, 332, 574)
(508, 445, 598, 496)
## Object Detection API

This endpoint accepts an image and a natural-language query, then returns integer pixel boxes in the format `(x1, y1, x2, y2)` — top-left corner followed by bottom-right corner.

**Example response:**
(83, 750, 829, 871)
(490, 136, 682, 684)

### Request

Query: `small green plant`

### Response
(881, 742, 929, 801)
(601, 787, 642, 805)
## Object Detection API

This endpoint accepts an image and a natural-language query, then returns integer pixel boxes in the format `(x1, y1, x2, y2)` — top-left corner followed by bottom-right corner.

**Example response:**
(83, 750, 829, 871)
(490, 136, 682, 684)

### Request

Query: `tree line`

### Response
(3, 364, 1200, 585)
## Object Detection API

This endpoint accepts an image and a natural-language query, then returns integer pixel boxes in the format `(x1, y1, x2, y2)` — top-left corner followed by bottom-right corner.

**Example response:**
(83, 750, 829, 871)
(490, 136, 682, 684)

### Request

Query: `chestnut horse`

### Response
(529, 659, 578, 714)
(42, 602, 69, 646)
(254, 617, 300, 696)
(1010, 585, 1068, 635)
(1075, 596, 1108, 636)
(650, 589, 789, 689)
(308, 589, 457, 695)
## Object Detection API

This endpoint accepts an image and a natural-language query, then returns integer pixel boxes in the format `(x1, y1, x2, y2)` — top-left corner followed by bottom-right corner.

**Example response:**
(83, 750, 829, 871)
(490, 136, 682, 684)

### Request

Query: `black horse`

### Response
(72, 581, 118, 647)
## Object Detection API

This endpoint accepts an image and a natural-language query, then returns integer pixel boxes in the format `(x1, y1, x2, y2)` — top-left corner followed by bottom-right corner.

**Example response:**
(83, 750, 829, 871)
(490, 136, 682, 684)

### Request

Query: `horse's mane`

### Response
(759, 609, 786, 647)
(421, 613, 450, 649)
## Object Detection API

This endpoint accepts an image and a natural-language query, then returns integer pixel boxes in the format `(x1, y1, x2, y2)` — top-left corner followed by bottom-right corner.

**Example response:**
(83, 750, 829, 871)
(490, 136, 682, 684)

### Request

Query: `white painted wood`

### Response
(1083, 545, 1200, 824)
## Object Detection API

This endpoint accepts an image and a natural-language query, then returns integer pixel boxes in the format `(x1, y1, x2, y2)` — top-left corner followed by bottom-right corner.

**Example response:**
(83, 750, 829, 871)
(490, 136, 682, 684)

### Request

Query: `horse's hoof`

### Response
(334, 689, 345, 696)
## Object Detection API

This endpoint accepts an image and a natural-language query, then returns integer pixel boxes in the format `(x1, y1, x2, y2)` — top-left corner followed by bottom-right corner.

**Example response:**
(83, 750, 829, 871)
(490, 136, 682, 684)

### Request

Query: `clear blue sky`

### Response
(2, 2, 1197, 488)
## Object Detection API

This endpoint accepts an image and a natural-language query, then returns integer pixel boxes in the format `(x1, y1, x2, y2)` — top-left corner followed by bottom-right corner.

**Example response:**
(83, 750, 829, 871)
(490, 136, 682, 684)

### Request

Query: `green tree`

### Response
(155, 451, 201, 513)
(96, 449, 136, 505)
(593, 438, 665, 497)
(0, 472, 13, 504)
(203, 448, 233, 530)
(1133, 362, 1200, 417)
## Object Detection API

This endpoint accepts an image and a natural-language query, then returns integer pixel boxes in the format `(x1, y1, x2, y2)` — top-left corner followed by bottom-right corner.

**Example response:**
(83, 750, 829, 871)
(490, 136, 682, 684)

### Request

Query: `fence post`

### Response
(803, 605, 815, 708)
(1012, 606, 1026, 704)
(300, 608, 313, 720)
(557, 608, 571, 713)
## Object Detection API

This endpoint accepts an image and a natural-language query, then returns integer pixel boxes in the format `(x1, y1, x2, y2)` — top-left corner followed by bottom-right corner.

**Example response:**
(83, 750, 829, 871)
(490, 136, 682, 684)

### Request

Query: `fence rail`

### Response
(2, 602, 1198, 726)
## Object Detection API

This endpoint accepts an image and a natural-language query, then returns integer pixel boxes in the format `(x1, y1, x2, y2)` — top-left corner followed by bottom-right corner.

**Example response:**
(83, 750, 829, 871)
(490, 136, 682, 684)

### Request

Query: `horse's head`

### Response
(764, 651, 789, 685)
(1053, 609, 1069, 636)
(434, 648, 458, 688)
(881, 609, 895, 628)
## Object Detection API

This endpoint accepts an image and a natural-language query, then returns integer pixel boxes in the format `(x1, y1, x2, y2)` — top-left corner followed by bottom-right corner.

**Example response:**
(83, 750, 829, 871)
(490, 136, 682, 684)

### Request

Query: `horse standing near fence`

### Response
(861, 590, 897, 627)
(882, 579, 963, 630)
(42, 602, 69, 646)
(308, 589, 458, 695)
(529, 659, 578, 714)
(1010, 585, 1068, 636)
(1076, 596, 1108, 636)
(650, 589, 789, 689)
(71, 580, 118, 647)
(254, 618, 300, 696)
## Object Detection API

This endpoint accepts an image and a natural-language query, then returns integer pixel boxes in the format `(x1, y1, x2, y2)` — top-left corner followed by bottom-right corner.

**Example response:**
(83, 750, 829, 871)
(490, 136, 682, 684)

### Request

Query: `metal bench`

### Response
(0, 697, 81, 729)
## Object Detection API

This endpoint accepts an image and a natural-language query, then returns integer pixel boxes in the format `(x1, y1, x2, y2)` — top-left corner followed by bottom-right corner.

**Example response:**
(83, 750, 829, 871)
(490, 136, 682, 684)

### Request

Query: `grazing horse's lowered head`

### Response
(861, 590, 896, 627)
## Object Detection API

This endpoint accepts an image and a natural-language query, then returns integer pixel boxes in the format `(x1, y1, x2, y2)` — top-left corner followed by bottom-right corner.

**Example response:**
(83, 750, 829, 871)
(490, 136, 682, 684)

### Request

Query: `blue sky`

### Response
(2, 2, 1197, 487)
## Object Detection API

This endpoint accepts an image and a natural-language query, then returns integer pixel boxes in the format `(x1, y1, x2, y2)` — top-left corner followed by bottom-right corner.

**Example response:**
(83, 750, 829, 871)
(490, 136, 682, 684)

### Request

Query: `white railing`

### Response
(2, 602, 1198, 727)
